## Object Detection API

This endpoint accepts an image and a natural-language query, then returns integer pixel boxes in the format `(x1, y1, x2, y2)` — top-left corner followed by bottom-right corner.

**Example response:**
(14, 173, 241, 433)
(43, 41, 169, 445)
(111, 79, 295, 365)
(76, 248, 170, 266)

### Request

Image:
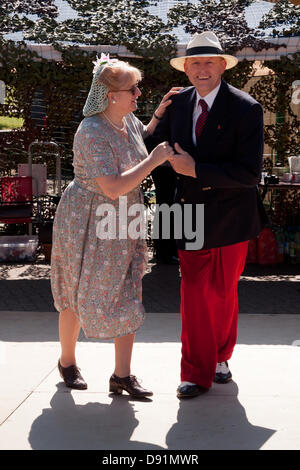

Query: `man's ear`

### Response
(220, 58, 227, 72)
(183, 60, 191, 80)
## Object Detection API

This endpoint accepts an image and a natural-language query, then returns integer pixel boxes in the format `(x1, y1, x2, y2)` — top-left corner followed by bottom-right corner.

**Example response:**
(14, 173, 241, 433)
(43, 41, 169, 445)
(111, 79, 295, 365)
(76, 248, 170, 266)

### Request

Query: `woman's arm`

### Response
(146, 87, 182, 136)
(96, 142, 174, 200)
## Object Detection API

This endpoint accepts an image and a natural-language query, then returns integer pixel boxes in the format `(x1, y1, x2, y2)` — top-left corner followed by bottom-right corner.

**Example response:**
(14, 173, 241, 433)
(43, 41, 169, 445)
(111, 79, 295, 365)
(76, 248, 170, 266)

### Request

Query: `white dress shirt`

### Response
(192, 82, 221, 146)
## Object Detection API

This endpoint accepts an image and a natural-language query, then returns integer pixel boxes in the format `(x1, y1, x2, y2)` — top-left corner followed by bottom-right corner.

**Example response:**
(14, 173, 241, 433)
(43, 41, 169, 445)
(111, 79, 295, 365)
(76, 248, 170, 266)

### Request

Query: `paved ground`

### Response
(0, 254, 300, 451)
(0, 254, 299, 314)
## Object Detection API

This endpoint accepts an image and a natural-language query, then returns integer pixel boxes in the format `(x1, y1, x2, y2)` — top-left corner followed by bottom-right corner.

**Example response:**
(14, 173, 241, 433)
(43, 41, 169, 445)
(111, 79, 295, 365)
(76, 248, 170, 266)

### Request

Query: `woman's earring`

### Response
(112, 99, 116, 104)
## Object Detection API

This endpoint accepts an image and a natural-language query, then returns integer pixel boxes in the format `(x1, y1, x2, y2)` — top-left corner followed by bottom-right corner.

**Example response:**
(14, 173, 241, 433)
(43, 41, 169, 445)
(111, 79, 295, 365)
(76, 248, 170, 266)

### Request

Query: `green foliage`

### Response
(1, 0, 177, 60)
(0, 0, 58, 16)
(167, 0, 278, 53)
(224, 59, 254, 90)
(258, 0, 300, 37)
(249, 53, 300, 164)
(0, 0, 58, 35)
(0, 0, 298, 169)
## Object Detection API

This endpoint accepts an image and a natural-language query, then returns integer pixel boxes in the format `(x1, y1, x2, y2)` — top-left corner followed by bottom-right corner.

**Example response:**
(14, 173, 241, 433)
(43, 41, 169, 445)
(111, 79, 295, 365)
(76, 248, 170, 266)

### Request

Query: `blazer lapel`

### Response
(195, 80, 230, 158)
(177, 87, 197, 156)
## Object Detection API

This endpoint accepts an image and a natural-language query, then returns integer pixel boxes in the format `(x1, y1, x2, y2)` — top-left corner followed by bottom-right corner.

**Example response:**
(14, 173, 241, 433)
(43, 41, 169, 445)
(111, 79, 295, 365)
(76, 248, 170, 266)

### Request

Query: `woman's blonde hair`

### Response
(97, 61, 142, 91)
(83, 60, 142, 117)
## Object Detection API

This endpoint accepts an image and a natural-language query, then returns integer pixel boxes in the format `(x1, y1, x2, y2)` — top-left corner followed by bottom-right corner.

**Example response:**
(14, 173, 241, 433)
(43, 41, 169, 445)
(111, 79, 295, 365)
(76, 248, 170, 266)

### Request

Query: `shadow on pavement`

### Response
(0, 262, 299, 314)
(1, 309, 300, 344)
(28, 385, 164, 450)
(166, 382, 276, 450)
(28, 383, 275, 450)
(143, 263, 181, 313)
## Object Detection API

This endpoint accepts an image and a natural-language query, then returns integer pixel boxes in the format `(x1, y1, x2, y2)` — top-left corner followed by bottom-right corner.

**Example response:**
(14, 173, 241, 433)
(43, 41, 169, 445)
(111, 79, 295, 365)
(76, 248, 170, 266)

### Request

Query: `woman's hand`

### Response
(146, 87, 183, 135)
(154, 87, 183, 120)
(96, 142, 175, 200)
(150, 141, 175, 167)
(169, 143, 196, 178)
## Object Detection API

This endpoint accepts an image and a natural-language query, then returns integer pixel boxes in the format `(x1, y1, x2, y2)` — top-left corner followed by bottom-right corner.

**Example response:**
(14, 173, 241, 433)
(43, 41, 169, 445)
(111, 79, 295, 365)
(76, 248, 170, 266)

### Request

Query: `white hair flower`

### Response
(92, 53, 118, 74)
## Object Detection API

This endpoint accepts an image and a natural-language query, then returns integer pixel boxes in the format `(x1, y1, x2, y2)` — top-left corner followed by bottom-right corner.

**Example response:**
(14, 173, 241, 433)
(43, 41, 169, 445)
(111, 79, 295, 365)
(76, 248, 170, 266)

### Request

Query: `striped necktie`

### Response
(195, 99, 209, 142)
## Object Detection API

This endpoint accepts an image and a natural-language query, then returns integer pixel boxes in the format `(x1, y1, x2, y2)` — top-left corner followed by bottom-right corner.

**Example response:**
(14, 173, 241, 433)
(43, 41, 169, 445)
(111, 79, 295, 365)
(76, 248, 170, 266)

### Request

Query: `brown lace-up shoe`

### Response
(58, 360, 88, 390)
(109, 373, 153, 398)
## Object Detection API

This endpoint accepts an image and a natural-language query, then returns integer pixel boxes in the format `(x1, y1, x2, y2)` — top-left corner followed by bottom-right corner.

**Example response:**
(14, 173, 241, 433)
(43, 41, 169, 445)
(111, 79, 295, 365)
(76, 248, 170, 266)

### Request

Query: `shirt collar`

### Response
(195, 82, 221, 111)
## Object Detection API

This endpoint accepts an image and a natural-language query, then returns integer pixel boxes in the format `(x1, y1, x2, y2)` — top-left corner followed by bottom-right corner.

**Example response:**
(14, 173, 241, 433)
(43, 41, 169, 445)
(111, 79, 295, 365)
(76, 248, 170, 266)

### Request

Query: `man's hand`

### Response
(169, 143, 196, 178)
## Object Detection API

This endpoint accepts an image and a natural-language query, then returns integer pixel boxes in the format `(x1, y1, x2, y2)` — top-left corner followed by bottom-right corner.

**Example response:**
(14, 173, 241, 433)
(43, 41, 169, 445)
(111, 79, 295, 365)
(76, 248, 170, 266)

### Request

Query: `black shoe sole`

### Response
(64, 382, 88, 390)
(177, 387, 208, 399)
(213, 375, 232, 384)
(177, 392, 202, 399)
(109, 385, 153, 398)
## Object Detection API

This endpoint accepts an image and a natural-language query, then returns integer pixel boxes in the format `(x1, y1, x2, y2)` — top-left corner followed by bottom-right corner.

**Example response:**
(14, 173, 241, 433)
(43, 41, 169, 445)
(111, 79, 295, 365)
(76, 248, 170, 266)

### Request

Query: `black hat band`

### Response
(186, 46, 224, 56)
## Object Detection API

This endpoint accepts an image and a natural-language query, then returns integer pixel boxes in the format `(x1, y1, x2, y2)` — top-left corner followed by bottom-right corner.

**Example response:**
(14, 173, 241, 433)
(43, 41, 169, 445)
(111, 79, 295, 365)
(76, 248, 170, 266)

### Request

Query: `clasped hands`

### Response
(169, 142, 196, 178)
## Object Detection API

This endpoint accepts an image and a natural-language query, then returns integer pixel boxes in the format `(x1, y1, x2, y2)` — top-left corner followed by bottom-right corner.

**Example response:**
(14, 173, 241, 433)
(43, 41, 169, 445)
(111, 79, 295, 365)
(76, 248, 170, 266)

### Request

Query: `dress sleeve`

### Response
(81, 135, 119, 178)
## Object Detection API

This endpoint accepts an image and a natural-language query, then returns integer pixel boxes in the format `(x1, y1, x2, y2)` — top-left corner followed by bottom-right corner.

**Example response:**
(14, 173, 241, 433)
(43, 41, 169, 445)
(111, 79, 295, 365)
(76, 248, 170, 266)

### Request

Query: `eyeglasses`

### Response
(117, 85, 140, 95)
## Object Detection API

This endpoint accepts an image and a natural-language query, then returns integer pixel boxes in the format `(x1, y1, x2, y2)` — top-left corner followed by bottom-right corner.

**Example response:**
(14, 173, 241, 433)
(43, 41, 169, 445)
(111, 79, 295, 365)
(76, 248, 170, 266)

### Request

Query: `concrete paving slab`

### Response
(0, 390, 280, 450)
(1, 261, 299, 314)
(1, 310, 300, 344)
(1, 313, 300, 450)
(34, 343, 300, 398)
(1, 353, 299, 450)
(0, 341, 59, 423)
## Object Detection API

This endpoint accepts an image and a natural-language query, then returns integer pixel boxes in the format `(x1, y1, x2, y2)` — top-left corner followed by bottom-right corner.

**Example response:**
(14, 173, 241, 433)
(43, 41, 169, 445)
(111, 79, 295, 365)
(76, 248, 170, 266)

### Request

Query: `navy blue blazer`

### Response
(145, 79, 268, 250)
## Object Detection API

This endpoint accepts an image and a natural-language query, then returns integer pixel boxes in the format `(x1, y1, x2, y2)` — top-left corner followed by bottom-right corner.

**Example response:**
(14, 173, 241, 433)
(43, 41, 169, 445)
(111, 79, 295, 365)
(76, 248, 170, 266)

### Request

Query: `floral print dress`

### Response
(51, 113, 148, 339)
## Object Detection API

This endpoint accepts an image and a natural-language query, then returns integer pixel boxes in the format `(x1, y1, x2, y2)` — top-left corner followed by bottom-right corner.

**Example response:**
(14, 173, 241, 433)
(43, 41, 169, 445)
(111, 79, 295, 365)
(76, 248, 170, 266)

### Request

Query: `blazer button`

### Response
(180, 198, 185, 202)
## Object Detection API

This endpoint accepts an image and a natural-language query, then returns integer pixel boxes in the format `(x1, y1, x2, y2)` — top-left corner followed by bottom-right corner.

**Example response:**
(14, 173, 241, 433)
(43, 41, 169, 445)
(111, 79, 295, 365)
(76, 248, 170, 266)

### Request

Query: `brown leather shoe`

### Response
(58, 360, 88, 390)
(109, 373, 153, 398)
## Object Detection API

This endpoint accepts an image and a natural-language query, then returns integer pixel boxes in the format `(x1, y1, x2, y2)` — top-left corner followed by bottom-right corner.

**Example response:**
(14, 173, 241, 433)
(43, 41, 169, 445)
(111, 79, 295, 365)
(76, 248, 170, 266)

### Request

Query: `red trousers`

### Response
(178, 241, 248, 389)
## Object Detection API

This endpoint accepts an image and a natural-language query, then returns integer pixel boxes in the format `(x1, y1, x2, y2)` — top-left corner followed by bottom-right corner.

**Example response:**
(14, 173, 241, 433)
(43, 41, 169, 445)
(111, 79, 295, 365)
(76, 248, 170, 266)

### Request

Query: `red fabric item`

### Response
(246, 237, 258, 263)
(195, 99, 209, 141)
(178, 241, 248, 389)
(257, 228, 278, 265)
(0, 176, 33, 224)
(1, 176, 32, 202)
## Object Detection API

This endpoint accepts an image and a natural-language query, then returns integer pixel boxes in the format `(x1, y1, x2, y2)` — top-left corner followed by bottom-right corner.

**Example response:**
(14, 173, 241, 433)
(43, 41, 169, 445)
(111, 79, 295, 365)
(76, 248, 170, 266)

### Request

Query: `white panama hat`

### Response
(170, 31, 238, 71)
